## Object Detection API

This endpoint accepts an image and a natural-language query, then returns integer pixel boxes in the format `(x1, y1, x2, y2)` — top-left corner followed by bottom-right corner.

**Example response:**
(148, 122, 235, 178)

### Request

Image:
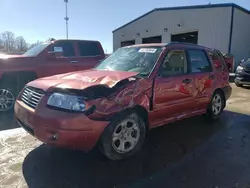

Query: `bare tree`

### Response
(0, 31, 16, 52)
(15, 36, 28, 52)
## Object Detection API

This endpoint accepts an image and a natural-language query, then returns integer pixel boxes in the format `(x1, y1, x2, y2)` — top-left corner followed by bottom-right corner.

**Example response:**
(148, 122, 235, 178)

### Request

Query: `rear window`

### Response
(78, 41, 101, 56)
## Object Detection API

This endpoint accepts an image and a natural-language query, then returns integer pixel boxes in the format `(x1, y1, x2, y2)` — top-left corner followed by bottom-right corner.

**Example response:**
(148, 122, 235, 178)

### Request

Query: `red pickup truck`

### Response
(0, 39, 105, 112)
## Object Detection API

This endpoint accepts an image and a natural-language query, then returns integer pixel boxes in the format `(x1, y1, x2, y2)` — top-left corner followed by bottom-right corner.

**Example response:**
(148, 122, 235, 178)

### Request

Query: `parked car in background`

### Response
(0, 39, 105, 112)
(15, 43, 231, 160)
(235, 58, 250, 87)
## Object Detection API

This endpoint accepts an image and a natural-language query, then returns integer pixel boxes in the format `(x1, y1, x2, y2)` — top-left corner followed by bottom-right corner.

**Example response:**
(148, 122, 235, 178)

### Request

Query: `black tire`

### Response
(235, 81, 243, 87)
(0, 83, 17, 113)
(206, 90, 225, 120)
(99, 111, 146, 160)
(0, 72, 37, 113)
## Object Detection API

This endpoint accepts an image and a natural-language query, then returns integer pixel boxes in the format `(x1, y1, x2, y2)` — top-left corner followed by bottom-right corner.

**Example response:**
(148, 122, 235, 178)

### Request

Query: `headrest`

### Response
(168, 54, 184, 68)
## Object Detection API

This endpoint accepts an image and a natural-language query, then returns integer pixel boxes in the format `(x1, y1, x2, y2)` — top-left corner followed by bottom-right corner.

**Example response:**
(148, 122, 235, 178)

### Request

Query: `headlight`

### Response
(236, 66, 244, 73)
(47, 93, 86, 112)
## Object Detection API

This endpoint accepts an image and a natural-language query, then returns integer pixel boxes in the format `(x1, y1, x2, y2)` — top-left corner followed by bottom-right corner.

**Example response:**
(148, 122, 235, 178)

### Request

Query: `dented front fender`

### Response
(87, 79, 153, 120)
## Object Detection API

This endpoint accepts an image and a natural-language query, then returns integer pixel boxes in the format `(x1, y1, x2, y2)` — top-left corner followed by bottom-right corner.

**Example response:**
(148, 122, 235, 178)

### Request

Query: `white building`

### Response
(113, 3, 250, 65)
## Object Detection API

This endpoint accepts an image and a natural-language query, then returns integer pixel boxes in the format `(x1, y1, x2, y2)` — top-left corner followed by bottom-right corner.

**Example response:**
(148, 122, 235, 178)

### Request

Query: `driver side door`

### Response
(151, 49, 196, 127)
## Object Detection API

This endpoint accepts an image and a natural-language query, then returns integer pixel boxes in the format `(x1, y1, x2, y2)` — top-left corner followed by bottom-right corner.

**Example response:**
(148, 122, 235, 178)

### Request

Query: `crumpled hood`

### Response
(27, 69, 139, 91)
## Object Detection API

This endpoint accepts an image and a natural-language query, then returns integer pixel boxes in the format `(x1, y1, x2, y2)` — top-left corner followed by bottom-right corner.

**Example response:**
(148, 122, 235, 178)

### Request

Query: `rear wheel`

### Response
(206, 91, 225, 120)
(99, 111, 146, 160)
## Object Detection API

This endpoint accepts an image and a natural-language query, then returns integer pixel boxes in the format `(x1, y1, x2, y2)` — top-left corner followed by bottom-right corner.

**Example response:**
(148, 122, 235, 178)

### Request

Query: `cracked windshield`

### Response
(0, 0, 250, 188)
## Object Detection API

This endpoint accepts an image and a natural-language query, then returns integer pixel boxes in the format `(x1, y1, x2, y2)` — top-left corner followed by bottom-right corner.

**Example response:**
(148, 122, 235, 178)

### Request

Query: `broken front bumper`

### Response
(14, 99, 110, 152)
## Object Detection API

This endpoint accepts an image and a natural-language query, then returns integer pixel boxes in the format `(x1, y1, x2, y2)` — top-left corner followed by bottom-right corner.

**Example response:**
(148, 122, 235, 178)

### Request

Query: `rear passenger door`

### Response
(186, 49, 215, 110)
(72, 41, 105, 71)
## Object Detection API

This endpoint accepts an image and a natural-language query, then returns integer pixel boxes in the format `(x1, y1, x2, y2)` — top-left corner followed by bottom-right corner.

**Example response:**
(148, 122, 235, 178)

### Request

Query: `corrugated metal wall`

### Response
(231, 8, 250, 66)
(113, 7, 232, 53)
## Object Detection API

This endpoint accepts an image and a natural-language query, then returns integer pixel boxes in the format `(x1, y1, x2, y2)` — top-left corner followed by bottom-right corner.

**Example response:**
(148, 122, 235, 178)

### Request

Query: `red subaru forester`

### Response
(15, 43, 232, 160)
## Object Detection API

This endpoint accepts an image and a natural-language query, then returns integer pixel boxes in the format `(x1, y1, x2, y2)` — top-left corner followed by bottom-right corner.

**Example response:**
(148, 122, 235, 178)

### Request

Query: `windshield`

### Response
(95, 46, 163, 77)
(23, 43, 50, 56)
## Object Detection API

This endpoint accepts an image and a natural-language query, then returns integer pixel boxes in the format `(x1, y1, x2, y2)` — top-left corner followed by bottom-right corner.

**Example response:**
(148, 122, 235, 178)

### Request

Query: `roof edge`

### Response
(112, 3, 250, 33)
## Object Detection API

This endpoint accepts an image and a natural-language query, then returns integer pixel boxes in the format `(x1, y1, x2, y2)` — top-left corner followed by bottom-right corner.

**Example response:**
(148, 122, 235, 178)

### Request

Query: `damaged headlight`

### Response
(47, 93, 86, 112)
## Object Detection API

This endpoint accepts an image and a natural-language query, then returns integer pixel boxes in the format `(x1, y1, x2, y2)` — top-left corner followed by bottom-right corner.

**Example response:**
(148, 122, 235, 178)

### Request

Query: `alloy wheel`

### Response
(112, 119, 140, 154)
(0, 89, 15, 112)
(212, 93, 222, 115)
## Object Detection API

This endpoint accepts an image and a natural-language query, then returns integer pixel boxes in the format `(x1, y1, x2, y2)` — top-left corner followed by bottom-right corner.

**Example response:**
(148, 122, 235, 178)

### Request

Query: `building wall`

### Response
(113, 7, 232, 53)
(231, 8, 250, 65)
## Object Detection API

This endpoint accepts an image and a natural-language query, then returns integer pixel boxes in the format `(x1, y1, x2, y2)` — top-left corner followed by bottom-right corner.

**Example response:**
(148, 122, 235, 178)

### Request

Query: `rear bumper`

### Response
(235, 72, 250, 85)
(222, 86, 232, 101)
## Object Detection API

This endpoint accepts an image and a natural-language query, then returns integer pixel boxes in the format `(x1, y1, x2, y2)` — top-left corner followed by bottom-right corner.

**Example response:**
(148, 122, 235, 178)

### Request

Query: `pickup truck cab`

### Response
(15, 42, 232, 160)
(0, 39, 105, 112)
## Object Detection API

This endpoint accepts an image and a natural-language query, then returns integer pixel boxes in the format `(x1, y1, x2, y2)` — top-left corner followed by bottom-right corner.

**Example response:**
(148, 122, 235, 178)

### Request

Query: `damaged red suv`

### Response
(15, 43, 232, 160)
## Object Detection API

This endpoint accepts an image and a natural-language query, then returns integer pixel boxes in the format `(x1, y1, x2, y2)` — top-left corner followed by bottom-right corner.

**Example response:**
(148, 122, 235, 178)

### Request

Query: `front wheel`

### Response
(206, 91, 225, 120)
(99, 112, 146, 160)
(0, 88, 16, 112)
(235, 81, 243, 87)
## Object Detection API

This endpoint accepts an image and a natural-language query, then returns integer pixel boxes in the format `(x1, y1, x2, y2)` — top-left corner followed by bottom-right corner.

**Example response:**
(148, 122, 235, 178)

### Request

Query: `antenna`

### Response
(64, 0, 69, 39)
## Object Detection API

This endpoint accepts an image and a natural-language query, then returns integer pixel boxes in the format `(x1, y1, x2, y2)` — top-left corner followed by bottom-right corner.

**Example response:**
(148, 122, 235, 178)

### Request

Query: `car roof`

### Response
(54, 39, 100, 43)
(123, 42, 215, 51)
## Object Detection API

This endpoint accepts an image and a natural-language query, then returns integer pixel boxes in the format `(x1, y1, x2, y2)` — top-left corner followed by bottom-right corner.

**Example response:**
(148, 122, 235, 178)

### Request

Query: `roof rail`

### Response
(166, 42, 214, 50)
(167, 42, 201, 47)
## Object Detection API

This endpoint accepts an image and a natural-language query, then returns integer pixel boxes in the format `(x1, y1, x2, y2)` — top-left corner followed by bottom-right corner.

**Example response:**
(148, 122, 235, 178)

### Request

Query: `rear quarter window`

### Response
(78, 41, 101, 56)
(207, 50, 226, 71)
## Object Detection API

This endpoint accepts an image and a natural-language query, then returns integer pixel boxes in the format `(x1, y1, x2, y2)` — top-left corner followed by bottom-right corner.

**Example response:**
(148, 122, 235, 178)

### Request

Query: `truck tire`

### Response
(99, 111, 146, 160)
(0, 72, 37, 112)
(0, 85, 16, 112)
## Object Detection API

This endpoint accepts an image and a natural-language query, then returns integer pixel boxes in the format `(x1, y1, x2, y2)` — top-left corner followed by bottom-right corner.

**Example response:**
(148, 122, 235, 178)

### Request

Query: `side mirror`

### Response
(47, 47, 63, 58)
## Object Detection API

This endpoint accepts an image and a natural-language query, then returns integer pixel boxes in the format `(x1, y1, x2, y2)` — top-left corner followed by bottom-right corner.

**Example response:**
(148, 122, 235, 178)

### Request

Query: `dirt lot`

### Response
(1, 83, 250, 188)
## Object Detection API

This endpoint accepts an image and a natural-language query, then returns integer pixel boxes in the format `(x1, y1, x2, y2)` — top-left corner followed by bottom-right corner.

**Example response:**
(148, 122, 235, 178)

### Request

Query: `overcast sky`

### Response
(0, 0, 249, 52)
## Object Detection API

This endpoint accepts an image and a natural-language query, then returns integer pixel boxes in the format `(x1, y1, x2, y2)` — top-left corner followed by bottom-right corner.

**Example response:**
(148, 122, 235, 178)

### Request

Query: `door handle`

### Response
(70, 61, 78, 63)
(182, 78, 192, 84)
(209, 75, 215, 79)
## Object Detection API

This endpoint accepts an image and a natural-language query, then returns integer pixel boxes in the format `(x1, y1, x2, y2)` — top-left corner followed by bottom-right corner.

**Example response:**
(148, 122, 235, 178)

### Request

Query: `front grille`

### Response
(21, 86, 44, 109)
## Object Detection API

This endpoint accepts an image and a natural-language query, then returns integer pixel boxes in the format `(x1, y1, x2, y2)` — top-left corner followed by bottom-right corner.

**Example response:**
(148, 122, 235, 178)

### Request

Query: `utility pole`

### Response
(64, 0, 69, 39)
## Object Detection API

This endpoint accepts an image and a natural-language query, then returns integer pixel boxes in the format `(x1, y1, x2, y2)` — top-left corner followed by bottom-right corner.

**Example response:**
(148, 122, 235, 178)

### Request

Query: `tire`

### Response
(0, 72, 37, 113)
(0, 83, 17, 113)
(235, 81, 243, 87)
(206, 90, 225, 120)
(99, 111, 146, 160)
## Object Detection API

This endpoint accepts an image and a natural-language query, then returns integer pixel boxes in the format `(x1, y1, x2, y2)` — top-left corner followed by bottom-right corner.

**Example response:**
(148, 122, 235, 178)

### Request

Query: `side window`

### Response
(159, 50, 187, 77)
(78, 42, 101, 56)
(208, 50, 225, 71)
(188, 50, 212, 73)
(52, 41, 75, 57)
